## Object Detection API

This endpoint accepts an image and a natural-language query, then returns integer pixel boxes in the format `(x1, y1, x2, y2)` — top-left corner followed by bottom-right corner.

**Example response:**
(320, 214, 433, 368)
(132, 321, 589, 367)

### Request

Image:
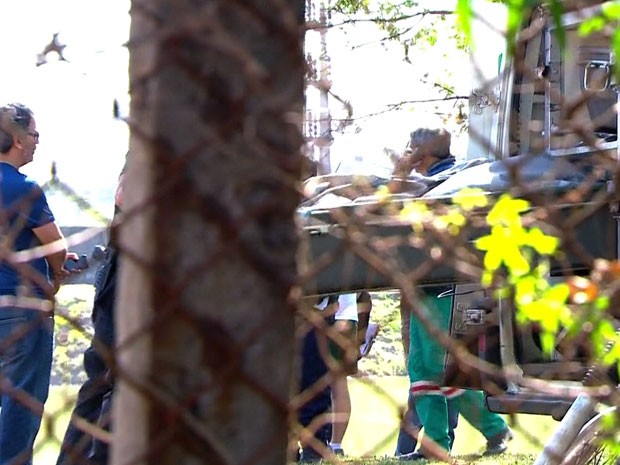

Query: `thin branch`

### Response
(326, 95, 469, 126)
(350, 24, 417, 50)
(328, 10, 455, 28)
(420, 76, 458, 97)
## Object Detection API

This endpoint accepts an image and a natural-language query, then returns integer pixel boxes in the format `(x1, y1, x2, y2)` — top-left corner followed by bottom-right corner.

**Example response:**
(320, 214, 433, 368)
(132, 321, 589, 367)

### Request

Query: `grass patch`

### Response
(328, 453, 539, 465)
(34, 386, 78, 465)
(342, 376, 556, 460)
(358, 292, 406, 377)
(35, 378, 556, 464)
(53, 284, 95, 385)
(34, 289, 556, 464)
(34, 284, 93, 465)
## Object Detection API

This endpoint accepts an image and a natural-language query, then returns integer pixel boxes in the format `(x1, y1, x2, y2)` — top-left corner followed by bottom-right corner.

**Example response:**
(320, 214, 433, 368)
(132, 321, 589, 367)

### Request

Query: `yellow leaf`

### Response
(487, 194, 530, 226)
(484, 249, 502, 271)
(452, 187, 489, 211)
(504, 245, 531, 276)
(481, 270, 494, 287)
(527, 228, 559, 255)
(474, 234, 493, 251)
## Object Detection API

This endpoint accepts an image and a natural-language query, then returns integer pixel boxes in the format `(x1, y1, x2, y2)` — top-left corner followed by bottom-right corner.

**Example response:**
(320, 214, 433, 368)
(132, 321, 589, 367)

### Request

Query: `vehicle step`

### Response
(485, 393, 575, 421)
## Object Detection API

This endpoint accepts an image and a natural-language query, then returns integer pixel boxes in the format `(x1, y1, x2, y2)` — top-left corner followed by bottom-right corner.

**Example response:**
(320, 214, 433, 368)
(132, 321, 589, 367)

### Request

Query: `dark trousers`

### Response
(298, 326, 332, 461)
(56, 302, 114, 465)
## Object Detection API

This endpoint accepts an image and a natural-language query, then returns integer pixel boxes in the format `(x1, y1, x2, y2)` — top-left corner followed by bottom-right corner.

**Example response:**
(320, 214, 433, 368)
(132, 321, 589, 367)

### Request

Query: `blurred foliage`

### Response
(577, 1, 620, 82)
(472, 193, 620, 376)
(332, 0, 620, 81)
(396, 185, 620, 380)
(335, 0, 620, 377)
(320, 0, 506, 134)
(332, 0, 371, 15)
(329, 0, 465, 104)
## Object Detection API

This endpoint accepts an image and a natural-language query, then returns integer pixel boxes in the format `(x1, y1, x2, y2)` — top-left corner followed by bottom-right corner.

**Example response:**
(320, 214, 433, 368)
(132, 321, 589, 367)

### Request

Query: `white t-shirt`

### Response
(315, 293, 358, 322)
(335, 293, 358, 321)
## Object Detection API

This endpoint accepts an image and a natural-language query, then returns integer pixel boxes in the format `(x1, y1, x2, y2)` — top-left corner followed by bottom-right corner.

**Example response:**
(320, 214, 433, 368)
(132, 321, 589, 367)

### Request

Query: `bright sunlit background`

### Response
(0, 0, 505, 218)
(0, 0, 130, 219)
(305, 0, 506, 176)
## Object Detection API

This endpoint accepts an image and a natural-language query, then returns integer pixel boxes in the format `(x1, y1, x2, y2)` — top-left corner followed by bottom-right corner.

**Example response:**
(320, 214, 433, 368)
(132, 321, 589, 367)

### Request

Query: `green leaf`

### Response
(578, 16, 606, 36)
(482, 270, 494, 287)
(456, 0, 473, 47)
(602, 1, 620, 20)
(534, 259, 551, 279)
(505, 0, 526, 54)
(605, 341, 620, 366)
(540, 331, 556, 357)
(595, 295, 610, 311)
(494, 286, 511, 300)
(612, 28, 620, 83)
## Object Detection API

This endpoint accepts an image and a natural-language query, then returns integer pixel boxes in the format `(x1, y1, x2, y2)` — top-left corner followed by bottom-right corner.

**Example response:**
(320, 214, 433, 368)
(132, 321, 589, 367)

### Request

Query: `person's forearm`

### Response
(47, 249, 67, 276)
(46, 247, 68, 295)
(32, 222, 68, 277)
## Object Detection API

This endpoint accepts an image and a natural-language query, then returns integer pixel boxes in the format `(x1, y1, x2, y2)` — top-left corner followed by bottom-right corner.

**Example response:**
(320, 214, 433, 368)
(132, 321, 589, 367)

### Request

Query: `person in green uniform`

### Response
(398, 126, 513, 460)
(401, 287, 512, 460)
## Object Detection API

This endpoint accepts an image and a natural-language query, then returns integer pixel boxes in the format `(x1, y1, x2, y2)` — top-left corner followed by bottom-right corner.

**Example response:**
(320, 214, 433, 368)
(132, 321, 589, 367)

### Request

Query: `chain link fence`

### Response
(1, 2, 620, 465)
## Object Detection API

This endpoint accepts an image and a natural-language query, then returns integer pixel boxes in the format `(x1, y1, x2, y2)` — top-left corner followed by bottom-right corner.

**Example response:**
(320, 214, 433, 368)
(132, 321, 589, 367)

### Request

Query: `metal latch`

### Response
(584, 60, 610, 92)
(463, 308, 486, 326)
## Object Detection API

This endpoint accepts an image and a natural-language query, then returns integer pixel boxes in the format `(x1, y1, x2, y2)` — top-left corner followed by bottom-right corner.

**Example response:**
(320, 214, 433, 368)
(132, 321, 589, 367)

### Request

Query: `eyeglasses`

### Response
(27, 131, 39, 140)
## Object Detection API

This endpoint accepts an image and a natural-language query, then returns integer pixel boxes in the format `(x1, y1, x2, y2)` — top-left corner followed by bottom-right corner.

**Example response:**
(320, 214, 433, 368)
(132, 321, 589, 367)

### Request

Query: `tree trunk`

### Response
(113, 2, 305, 465)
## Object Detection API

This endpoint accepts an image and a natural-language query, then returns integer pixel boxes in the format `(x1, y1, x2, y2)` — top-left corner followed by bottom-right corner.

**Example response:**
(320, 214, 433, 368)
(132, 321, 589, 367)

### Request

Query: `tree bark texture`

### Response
(113, 2, 305, 465)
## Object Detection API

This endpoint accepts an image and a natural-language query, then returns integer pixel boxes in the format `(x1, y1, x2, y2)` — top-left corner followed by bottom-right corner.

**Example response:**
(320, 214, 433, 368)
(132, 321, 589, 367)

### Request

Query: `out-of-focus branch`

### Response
(326, 9, 455, 28)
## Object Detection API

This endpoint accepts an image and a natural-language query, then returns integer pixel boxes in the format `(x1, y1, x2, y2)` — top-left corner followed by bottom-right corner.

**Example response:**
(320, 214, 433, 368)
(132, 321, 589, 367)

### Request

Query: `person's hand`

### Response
(52, 269, 69, 294)
(52, 252, 80, 294)
(64, 252, 83, 274)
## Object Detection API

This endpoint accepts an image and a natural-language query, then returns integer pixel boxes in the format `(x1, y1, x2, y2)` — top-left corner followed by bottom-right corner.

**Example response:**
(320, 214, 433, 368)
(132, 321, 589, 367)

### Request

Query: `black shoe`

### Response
(398, 452, 427, 461)
(484, 428, 514, 456)
(331, 448, 344, 456)
(299, 448, 323, 462)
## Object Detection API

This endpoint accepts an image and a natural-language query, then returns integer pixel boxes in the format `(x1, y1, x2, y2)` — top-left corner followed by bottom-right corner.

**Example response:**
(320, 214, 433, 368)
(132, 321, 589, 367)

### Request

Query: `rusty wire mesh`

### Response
(1, 2, 620, 465)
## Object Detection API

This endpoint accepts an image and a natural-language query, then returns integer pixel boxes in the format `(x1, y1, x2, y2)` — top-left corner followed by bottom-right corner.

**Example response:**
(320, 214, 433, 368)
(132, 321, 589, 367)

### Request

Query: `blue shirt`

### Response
(0, 163, 55, 297)
(427, 155, 456, 177)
